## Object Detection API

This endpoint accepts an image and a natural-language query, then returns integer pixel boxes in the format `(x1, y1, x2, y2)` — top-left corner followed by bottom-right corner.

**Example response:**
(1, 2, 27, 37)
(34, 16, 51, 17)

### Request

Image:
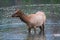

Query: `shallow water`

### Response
(0, 19, 60, 40)
(0, 5, 60, 40)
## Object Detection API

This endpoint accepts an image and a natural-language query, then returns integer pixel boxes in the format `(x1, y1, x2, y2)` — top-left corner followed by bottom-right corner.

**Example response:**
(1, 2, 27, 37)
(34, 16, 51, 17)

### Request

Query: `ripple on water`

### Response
(0, 31, 27, 40)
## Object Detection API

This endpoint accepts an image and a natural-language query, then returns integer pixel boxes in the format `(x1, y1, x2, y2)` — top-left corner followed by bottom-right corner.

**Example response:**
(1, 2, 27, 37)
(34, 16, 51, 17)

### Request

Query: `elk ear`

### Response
(14, 9, 19, 13)
(15, 9, 20, 11)
(16, 9, 22, 12)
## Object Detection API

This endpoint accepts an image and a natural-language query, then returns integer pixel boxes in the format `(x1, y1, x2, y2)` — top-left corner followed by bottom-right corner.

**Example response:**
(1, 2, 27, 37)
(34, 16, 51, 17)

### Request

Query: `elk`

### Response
(12, 9, 46, 34)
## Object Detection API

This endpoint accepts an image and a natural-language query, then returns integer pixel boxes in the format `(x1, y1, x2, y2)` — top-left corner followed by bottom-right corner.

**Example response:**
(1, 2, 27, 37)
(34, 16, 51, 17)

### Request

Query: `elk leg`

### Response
(41, 23, 44, 34)
(42, 23, 44, 32)
(34, 27, 36, 33)
(39, 26, 42, 31)
(39, 24, 44, 34)
(28, 27, 31, 33)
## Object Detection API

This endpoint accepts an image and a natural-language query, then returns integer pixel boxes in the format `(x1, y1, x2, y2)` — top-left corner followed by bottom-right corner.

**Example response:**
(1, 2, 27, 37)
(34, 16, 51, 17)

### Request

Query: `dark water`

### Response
(0, 5, 60, 40)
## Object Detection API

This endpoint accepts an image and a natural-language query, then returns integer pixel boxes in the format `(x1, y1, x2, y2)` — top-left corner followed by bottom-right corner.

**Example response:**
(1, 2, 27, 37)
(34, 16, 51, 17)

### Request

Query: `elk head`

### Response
(12, 9, 22, 17)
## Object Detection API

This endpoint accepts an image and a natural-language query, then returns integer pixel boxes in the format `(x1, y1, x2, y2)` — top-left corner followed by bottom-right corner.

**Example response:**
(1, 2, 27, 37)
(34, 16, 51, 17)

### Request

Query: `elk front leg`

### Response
(28, 27, 31, 33)
(34, 26, 36, 33)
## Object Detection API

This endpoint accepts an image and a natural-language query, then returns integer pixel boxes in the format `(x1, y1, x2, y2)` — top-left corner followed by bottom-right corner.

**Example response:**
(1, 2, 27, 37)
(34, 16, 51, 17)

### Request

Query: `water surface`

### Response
(0, 5, 60, 40)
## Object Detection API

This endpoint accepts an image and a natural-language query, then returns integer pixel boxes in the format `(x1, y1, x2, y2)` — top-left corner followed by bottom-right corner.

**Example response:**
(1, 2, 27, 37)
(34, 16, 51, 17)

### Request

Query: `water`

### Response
(0, 5, 60, 40)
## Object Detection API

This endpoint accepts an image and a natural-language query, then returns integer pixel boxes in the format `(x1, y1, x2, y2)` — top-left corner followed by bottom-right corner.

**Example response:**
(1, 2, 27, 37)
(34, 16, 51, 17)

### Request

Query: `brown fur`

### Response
(12, 9, 46, 33)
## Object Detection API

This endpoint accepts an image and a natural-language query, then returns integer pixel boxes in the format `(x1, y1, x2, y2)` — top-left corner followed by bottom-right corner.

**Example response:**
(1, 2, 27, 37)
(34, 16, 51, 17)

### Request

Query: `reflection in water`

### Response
(27, 32, 46, 40)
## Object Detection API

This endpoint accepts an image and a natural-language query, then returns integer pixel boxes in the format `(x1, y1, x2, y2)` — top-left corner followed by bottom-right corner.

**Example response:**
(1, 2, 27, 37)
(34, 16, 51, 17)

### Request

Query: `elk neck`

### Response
(18, 12, 30, 24)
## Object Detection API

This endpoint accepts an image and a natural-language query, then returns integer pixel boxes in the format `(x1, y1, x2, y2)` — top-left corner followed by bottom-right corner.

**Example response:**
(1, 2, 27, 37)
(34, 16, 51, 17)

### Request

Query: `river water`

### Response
(0, 5, 60, 40)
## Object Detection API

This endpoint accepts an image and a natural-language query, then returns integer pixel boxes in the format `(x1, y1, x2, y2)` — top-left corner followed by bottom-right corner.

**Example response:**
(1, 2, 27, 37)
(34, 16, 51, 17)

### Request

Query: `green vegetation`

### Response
(0, 0, 60, 7)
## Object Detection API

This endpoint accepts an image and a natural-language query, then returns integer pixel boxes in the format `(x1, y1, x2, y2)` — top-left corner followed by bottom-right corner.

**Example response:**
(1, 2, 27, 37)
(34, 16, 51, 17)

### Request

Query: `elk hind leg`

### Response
(39, 23, 44, 34)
